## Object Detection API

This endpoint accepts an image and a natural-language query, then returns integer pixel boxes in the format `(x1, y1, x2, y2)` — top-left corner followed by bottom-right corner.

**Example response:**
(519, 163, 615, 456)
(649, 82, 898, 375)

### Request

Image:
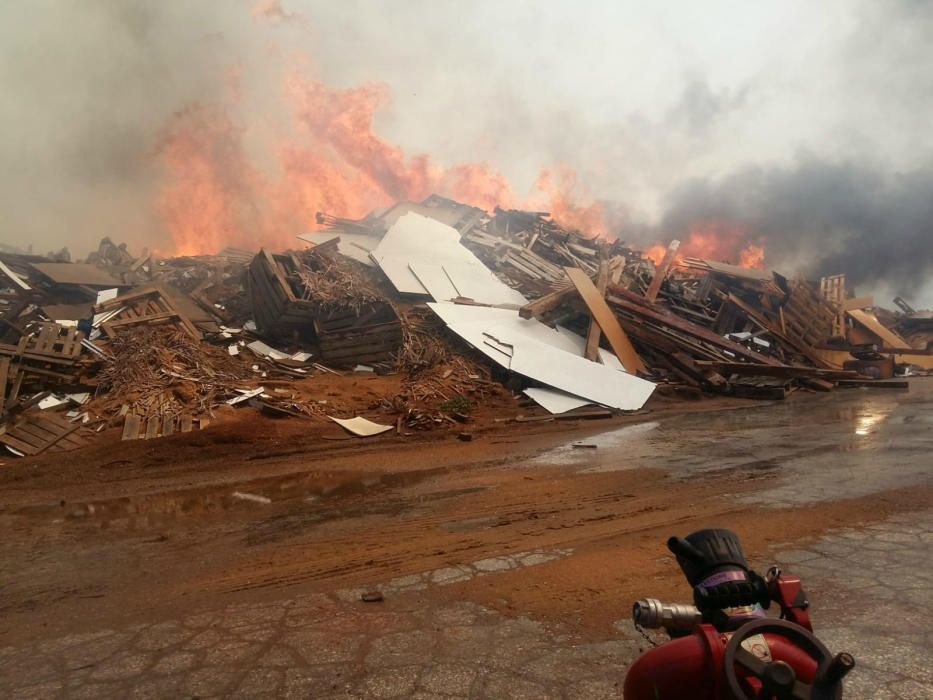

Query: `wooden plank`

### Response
(105, 311, 179, 329)
(0, 356, 9, 414)
(180, 415, 193, 433)
(162, 415, 175, 437)
(836, 379, 909, 389)
(0, 433, 40, 455)
(564, 267, 647, 374)
(584, 253, 610, 361)
(644, 240, 680, 303)
(59, 326, 76, 357)
(122, 414, 141, 441)
(145, 416, 160, 439)
(846, 309, 909, 348)
(518, 280, 575, 320)
(9, 366, 24, 402)
(839, 296, 873, 312)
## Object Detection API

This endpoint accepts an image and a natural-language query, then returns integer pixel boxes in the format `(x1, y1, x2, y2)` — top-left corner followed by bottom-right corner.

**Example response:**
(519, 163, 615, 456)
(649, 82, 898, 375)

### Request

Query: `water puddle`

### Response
(6, 465, 454, 531)
(529, 379, 933, 506)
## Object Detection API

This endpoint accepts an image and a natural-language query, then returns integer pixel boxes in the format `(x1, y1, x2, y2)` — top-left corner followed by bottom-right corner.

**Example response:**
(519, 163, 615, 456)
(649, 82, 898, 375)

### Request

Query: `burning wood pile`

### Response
(0, 193, 928, 457)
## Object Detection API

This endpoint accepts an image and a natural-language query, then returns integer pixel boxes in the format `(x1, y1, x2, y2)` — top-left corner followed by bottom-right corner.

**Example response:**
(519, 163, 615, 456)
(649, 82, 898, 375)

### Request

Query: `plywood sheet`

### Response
(30, 263, 122, 287)
(846, 309, 910, 348)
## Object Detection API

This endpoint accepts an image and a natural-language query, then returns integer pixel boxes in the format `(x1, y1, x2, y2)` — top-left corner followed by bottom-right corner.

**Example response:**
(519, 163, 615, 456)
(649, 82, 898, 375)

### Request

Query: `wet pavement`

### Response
(771, 509, 933, 699)
(536, 380, 933, 507)
(1, 379, 930, 698)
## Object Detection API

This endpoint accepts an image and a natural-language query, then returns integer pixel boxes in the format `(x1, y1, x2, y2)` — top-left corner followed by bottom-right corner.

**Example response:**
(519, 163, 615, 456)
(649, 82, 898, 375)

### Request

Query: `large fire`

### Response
(155, 7, 764, 269)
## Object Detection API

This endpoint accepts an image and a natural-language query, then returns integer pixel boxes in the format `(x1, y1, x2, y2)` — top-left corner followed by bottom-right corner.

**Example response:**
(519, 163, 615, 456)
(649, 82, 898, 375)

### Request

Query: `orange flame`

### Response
(155, 30, 761, 264)
(640, 222, 766, 269)
(155, 51, 620, 256)
(531, 167, 606, 236)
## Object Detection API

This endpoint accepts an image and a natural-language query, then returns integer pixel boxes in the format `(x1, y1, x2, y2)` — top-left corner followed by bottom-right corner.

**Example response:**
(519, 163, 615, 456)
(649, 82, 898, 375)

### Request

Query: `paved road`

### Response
(2, 381, 930, 698)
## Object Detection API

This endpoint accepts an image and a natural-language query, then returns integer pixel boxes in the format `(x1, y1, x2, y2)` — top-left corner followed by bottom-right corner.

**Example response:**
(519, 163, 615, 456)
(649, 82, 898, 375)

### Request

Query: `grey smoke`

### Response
(0, 1, 931, 304)
(653, 157, 933, 297)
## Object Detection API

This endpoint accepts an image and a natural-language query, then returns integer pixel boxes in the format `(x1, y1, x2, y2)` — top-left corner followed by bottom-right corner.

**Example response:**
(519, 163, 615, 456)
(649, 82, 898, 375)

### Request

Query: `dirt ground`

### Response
(0, 379, 931, 697)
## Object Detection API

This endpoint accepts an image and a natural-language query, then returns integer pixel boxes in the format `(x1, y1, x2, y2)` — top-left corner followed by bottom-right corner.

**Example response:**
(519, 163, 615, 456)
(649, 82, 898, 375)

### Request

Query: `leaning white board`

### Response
(523, 387, 593, 414)
(372, 213, 526, 305)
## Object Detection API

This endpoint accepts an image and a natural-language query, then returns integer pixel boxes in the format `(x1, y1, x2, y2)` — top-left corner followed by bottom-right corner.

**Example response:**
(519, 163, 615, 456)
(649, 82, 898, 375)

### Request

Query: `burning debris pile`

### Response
(0, 193, 928, 457)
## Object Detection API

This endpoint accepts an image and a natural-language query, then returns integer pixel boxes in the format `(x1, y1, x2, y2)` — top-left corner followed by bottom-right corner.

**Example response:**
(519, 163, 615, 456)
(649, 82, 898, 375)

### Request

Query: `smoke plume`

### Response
(651, 158, 933, 297)
(1, 1, 931, 303)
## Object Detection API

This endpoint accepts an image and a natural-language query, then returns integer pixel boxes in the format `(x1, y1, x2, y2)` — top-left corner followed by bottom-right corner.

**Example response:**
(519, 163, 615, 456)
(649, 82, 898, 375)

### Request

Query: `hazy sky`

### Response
(1, 0, 931, 303)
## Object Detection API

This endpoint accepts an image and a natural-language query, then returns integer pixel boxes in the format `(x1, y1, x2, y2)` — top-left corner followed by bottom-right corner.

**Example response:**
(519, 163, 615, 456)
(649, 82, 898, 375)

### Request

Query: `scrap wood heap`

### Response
(92, 326, 253, 424)
(383, 305, 497, 429)
(1, 191, 928, 456)
(291, 248, 385, 313)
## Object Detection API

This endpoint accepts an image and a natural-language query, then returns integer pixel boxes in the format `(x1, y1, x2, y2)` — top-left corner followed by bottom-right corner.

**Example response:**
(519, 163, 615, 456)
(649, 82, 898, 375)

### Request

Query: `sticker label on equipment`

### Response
(741, 634, 772, 662)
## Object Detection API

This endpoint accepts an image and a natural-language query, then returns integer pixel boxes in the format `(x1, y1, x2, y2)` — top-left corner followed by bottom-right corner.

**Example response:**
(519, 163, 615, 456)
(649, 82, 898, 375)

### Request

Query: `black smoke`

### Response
(655, 156, 933, 298)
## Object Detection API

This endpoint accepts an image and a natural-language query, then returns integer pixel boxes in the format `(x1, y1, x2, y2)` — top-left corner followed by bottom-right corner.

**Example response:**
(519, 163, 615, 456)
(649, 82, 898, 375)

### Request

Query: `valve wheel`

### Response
(723, 618, 845, 700)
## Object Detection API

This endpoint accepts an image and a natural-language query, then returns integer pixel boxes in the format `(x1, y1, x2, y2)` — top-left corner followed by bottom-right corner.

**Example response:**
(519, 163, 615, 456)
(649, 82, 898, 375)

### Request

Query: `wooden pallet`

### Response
(0, 412, 87, 455)
(121, 412, 208, 440)
(0, 323, 85, 365)
(95, 286, 201, 340)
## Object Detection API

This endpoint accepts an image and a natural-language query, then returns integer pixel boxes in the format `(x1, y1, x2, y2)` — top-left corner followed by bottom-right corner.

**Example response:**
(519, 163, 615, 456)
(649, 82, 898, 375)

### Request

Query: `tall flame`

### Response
(155, 19, 761, 263)
(156, 54, 612, 255)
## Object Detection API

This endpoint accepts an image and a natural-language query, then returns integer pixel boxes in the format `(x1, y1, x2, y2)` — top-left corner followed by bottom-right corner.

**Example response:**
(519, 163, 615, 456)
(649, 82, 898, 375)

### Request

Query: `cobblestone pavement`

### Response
(2, 509, 929, 698)
(0, 594, 642, 699)
(773, 509, 933, 700)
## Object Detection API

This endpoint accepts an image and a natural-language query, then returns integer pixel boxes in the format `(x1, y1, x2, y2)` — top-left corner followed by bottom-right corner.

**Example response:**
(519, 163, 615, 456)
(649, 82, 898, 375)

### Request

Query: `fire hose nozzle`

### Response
(632, 598, 702, 632)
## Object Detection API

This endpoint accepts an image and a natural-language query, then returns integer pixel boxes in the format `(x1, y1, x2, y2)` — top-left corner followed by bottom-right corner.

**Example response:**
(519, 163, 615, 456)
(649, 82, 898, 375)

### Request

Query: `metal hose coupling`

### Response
(632, 598, 702, 632)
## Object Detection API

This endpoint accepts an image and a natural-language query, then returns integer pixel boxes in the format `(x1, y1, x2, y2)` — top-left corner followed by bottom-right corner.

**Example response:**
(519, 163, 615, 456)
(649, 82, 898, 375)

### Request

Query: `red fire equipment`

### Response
(624, 529, 855, 699)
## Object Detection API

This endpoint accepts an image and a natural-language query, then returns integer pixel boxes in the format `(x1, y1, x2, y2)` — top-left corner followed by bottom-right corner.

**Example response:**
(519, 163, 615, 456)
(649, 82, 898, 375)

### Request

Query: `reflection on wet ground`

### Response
(534, 378, 933, 506)
(6, 379, 931, 530)
(2, 465, 469, 535)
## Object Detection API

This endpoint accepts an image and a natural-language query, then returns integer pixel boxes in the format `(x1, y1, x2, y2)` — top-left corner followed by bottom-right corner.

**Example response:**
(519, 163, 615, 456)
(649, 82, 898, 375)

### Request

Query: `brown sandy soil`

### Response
(0, 383, 929, 650)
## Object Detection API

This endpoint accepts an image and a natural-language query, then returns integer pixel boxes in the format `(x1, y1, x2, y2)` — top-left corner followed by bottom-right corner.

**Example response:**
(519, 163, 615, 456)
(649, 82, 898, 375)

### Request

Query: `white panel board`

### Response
(509, 338, 655, 411)
(429, 303, 656, 411)
(329, 416, 393, 437)
(372, 213, 527, 305)
(523, 388, 593, 414)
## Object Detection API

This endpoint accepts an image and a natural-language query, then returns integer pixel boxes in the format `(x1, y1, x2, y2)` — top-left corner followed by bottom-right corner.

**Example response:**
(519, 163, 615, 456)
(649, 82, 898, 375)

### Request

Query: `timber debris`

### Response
(0, 194, 927, 457)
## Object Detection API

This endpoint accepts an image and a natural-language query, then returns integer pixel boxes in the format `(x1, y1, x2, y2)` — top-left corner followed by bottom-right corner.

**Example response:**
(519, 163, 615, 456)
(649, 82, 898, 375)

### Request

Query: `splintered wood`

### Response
(95, 326, 253, 429)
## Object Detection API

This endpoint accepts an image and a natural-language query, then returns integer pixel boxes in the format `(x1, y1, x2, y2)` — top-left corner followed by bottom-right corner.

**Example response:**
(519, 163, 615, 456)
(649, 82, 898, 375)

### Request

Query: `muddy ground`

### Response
(1, 378, 931, 698)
